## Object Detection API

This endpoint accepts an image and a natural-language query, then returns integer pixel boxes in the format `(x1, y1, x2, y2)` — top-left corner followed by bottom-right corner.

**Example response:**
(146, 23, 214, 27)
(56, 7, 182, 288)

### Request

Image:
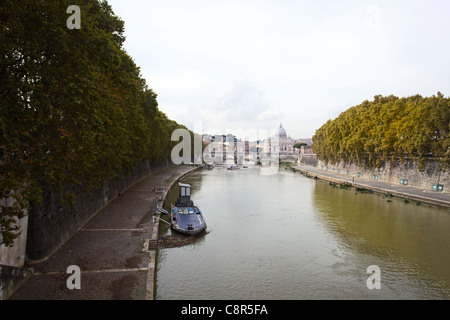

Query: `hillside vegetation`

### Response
(312, 94, 449, 171)
(0, 0, 188, 245)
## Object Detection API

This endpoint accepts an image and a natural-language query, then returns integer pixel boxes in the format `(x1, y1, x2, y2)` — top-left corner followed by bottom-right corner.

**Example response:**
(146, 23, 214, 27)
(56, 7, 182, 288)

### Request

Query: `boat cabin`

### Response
(175, 183, 194, 207)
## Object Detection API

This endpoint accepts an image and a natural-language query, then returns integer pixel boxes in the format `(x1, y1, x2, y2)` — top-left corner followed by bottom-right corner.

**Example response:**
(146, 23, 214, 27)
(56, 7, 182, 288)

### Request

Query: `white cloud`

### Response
(109, 0, 450, 138)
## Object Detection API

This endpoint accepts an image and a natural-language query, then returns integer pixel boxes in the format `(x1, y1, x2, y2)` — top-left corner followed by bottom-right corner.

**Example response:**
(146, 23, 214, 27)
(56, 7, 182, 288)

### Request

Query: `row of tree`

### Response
(0, 0, 189, 245)
(312, 93, 449, 171)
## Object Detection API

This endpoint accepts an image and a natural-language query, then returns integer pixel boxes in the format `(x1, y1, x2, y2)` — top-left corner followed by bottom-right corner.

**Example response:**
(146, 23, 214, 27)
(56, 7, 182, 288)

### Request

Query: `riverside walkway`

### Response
(9, 165, 198, 300)
(294, 164, 450, 208)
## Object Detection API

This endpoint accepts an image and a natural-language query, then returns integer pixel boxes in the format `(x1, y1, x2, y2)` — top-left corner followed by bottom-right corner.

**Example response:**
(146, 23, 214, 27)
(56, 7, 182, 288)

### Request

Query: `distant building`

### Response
(300, 145, 315, 155)
(265, 124, 296, 155)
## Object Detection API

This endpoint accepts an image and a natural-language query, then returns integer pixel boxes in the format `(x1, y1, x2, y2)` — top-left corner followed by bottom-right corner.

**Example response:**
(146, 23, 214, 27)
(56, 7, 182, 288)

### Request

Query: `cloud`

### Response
(108, 0, 450, 139)
(215, 81, 268, 119)
(208, 80, 284, 128)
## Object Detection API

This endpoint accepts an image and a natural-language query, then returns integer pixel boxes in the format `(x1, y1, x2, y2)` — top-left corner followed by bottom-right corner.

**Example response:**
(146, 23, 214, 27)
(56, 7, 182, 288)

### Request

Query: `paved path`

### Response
(9, 165, 198, 300)
(294, 164, 450, 208)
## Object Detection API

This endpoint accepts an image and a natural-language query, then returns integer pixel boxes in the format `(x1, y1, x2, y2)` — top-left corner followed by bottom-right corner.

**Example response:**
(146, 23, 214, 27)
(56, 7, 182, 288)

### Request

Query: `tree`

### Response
(294, 143, 307, 149)
(312, 94, 449, 172)
(0, 0, 191, 246)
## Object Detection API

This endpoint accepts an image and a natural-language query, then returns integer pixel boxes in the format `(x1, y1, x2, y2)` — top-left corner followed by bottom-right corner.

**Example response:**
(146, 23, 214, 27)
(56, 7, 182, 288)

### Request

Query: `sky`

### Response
(107, 0, 450, 140)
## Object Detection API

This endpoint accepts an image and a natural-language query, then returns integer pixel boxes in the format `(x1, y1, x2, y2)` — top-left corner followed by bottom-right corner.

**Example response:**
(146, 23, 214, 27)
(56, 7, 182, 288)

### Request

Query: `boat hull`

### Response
(171, 225, 206, 236)
(171, 205, 207, 236)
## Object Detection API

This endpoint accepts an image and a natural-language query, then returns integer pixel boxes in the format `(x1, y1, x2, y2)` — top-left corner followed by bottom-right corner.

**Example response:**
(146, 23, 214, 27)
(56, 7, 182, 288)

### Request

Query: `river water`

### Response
(156, 165, 450, 300)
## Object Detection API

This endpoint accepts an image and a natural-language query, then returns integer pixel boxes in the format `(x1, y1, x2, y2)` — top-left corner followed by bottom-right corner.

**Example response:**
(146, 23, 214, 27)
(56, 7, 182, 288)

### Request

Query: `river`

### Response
(156, 165, 450, 300)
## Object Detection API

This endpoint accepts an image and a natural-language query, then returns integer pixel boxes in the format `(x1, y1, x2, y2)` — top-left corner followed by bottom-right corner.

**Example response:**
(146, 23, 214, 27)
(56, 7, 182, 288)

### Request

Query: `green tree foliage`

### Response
(312, 94, 450, 171)
(0, 0, 189, 246)
(294, 143, 307, 149)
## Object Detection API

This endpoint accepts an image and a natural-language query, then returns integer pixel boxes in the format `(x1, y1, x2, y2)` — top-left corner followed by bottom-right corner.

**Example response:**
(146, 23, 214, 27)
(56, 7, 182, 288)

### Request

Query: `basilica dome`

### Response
(266, 123, 295, 155)
(275, 123, 287, 139)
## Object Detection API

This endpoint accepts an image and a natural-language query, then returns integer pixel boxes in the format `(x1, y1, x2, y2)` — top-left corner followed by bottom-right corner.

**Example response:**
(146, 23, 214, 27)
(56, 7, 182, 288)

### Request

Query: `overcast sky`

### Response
(107, 0, 450, 139)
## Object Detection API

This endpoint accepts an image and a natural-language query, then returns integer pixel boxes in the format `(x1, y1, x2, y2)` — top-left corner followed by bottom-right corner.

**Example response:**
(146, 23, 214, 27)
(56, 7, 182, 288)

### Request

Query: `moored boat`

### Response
(170, 183, 207, 236)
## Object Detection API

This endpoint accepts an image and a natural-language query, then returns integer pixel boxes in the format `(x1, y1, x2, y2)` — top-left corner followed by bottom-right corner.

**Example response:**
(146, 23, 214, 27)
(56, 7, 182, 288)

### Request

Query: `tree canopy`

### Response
(0, 0, 188, 246)
(294, 143, 307, 149)
(312, 94, 450, 171)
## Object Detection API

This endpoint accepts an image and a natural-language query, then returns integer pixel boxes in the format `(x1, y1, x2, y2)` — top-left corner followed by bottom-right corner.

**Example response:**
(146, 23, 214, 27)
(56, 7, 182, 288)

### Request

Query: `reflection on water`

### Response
(156, 166, 450, 300)
(312, 181, 450, 299)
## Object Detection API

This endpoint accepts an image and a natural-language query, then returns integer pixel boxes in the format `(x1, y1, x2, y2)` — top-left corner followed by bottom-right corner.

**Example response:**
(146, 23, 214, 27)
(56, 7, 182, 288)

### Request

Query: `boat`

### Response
(227, 165, 240, 170)
(170, 183, 207, 236)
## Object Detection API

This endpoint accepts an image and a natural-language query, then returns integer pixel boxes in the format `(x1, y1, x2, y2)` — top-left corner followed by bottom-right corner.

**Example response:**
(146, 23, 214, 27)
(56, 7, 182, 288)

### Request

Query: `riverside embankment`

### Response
(293, 163, 450, 208)
(9, 165, 198, 300)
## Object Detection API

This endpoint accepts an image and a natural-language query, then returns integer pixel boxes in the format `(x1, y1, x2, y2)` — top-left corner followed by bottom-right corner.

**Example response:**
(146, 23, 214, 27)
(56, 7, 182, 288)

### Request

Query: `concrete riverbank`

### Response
(8, 165, 198, 300)
(293, 164, 450, 208)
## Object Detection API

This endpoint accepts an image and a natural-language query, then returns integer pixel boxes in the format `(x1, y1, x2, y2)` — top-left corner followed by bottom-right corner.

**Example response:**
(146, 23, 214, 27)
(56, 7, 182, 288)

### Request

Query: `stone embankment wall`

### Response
(0, 198, 30, 300)
(0, 201, 28, 267)
(0, 265, 32, 300)
(298, 154, 318, 167)
(299, 155, 448, 193)
(26, 158, 171, 263)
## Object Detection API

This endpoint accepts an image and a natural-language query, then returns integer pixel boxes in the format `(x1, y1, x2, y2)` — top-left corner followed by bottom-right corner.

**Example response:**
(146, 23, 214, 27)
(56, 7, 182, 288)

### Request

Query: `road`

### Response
(294, 163, 450, 208)
(9, 165, 198, 300)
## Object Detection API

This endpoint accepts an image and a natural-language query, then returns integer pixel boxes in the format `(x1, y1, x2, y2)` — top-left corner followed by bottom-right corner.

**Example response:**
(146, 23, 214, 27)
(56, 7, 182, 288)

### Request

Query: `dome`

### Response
(275, 123, 287, 139)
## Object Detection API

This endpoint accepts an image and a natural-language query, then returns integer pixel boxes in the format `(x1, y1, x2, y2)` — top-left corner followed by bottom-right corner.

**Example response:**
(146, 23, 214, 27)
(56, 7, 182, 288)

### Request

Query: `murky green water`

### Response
(156, 165, 450, 300)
